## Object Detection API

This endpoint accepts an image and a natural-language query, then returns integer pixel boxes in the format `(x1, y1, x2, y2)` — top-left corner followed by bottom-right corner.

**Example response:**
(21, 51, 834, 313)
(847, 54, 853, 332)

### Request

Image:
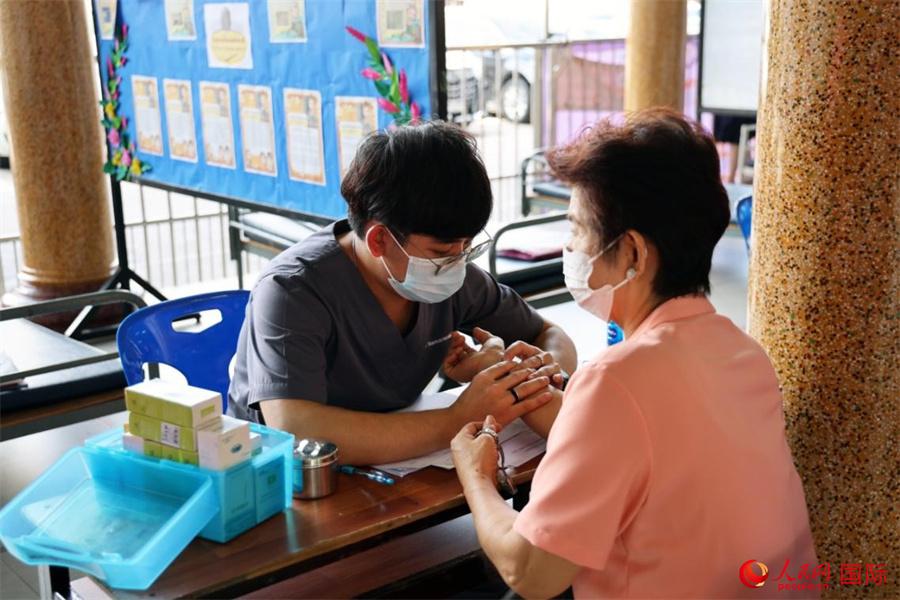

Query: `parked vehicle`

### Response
(445, 4, 540, 123)
(480, 48, 535, 123)
(445, 50, 481, 120)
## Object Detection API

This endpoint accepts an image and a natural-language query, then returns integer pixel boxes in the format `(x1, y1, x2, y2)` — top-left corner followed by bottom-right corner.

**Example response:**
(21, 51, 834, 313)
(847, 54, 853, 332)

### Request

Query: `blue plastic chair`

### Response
(116, 290, 250, 412)
(736, 195, 753, 255)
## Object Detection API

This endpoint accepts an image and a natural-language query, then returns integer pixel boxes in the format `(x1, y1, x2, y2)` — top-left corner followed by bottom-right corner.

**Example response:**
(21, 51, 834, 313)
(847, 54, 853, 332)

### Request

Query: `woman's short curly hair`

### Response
(548, 108, 731, 298)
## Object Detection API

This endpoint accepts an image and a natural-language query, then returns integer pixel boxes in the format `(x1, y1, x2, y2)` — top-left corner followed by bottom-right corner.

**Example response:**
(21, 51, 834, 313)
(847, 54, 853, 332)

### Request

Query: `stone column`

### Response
(750, 1, 899, 596)
(0, 0, 114, 310)
(624, 0, 686, 112)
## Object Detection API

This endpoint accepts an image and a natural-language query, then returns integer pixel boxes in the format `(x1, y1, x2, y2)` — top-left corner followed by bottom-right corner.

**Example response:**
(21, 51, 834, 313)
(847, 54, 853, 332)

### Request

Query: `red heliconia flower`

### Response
(399, 69, 409, 105)
(381, 52, 393, 75)
(377, 97, 400, 114)
(361, 67, 382, 80)
(345, 25, 367, 42)
(410, 102, 421, 122)
(121, 23, 129, 39)
(107, 57, 114, 77)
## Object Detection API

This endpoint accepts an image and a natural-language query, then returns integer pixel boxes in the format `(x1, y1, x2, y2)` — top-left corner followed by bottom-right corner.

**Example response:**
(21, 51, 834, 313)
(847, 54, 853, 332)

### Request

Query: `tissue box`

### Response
(129, 412, 198, 452)
(125, 379, 222, 429)
(198, 415, 251, 470)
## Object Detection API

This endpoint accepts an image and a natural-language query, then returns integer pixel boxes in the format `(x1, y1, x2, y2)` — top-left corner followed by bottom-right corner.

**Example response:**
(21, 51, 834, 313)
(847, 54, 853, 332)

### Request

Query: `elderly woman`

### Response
(452, 109, 818, 599)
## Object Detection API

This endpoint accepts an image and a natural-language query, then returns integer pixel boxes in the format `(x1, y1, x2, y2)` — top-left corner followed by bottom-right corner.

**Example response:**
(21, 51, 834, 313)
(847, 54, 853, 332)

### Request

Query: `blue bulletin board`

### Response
(94, 0, 445, 220)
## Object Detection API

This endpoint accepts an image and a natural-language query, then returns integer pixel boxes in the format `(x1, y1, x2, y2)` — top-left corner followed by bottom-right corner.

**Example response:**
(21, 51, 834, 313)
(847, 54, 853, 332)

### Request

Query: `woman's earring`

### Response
(627, 267, 637, 279)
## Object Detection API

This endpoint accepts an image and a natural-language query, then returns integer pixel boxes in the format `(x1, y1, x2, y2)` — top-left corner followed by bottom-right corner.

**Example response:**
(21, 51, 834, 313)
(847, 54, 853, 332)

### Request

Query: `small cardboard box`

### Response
(142, 439, 200, 466)
(197, 415, 251, 470)
(129, 412, 198, 452)
(158, 444, 199, 466)
(125, 379, 222, 429)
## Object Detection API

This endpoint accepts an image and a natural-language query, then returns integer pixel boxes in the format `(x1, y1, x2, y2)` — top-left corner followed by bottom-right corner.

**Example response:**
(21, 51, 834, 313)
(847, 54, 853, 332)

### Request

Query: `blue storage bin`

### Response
(86, 422, 294, 543)
(0, 445, 216, 590)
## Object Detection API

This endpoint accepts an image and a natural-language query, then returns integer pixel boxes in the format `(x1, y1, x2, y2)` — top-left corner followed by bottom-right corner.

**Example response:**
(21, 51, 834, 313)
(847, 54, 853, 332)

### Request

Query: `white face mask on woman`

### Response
(563, 234, 636, 322)
(373, 227, 468, 304)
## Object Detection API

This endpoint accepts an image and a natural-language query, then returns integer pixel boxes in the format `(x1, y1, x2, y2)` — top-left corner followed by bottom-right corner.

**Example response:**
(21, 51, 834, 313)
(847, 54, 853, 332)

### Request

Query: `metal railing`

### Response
(0, 180, 269, 296)
(449, 35, 699, 224)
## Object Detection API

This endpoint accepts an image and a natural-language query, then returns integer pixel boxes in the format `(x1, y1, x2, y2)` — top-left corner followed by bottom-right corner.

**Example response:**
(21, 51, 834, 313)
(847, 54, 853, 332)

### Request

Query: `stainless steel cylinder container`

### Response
(292, 439, 338, 500)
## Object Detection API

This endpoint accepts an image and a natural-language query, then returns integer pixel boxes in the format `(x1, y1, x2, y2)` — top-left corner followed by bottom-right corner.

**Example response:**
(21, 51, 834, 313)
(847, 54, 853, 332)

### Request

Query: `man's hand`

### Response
(504, 340, 565, 389)
(443, 327, 506, 383)
(449, 359, 554, 428)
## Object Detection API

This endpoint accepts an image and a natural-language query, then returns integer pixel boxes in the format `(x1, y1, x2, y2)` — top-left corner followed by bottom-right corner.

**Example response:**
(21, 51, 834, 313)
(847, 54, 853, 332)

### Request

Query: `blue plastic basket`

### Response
(0, 445, 216, 590)
(86, 422, 294, 543)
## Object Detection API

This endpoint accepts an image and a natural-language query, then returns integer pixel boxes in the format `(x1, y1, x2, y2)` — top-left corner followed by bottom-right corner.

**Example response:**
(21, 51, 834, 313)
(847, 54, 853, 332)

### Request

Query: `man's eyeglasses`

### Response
(402, 233, 493, 276)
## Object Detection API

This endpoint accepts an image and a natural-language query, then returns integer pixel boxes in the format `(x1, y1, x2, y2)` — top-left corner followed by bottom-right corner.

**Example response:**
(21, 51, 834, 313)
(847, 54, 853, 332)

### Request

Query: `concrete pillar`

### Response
(750, 1, 899, 596)
(625, 0, 686, 112)
(0, 0, 114, 310)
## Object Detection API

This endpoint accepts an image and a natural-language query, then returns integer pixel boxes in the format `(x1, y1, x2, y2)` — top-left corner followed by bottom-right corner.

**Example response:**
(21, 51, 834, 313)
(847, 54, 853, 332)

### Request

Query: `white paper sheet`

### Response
(373, 388, 546, 477)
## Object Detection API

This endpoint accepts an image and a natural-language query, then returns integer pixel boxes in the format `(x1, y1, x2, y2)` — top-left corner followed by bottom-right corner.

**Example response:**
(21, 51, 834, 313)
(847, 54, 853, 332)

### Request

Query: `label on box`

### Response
(160, 422, 182, 448)
(197, 415, 251, 470)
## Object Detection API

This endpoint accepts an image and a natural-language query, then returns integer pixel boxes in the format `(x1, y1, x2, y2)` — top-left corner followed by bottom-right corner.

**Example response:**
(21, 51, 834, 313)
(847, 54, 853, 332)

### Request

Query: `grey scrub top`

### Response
(228, 219, 545, 423)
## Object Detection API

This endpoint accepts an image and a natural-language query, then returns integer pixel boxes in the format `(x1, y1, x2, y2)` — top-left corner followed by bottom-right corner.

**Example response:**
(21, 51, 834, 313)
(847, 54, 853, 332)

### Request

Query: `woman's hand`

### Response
(504, 340, 565, 389)
(449, 359, 554, 428)
(451, 415, 502, 489)
(443, 328, 506, 383)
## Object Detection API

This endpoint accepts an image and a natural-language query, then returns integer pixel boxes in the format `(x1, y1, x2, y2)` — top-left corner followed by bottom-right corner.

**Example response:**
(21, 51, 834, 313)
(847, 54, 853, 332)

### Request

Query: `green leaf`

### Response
(389, 70, 399, 99)
(116, 165, 128, 180)
(374, 80, 390, 97)
(364, 38, 380, 64)
(103, 162, 115, 174)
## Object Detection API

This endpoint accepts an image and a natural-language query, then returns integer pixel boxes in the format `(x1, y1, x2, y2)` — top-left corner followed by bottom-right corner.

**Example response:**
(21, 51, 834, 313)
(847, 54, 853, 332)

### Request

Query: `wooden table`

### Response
(1, 411, 539, 598)
(92, 459, 538, 598)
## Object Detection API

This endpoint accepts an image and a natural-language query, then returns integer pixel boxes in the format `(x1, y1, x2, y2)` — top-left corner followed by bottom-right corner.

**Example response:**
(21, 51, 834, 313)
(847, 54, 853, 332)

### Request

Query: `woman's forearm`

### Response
(461, 475, 582, 599)
(461, 477, 528, 587)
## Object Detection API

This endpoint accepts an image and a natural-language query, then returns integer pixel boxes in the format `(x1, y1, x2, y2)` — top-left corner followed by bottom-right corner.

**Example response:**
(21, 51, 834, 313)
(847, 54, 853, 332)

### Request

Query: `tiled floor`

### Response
(0, 232, 749, 598)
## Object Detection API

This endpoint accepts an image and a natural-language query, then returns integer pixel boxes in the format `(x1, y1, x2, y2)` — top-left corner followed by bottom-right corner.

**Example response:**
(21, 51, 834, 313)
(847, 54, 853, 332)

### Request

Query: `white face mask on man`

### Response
(563, 234, 636, 322)
(371, 227, 468, 304)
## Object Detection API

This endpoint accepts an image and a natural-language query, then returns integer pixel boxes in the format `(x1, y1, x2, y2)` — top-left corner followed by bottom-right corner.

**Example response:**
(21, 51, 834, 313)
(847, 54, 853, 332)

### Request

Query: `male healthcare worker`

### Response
(229, 121, 576, 465)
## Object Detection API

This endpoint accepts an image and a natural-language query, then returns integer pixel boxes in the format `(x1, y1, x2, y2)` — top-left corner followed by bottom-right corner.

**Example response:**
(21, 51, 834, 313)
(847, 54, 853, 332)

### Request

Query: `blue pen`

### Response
(340, 465, 395, 485)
